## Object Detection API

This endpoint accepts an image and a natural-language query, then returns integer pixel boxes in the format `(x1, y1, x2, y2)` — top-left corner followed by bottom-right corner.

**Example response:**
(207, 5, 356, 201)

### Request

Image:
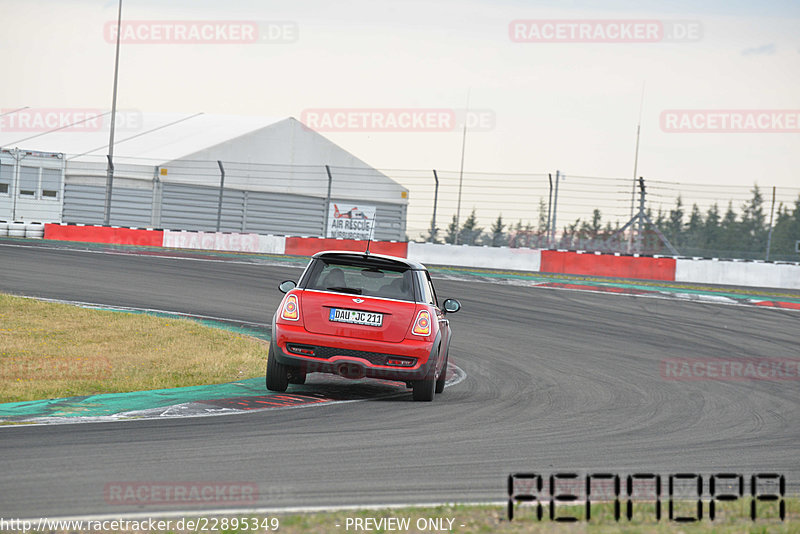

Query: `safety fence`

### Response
(3, 149, 798, 260)
(0, 150, 409, 241)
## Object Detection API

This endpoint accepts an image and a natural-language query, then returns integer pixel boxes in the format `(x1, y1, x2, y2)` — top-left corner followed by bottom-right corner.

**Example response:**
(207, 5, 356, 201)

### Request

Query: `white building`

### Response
(0, 112, 408, 239)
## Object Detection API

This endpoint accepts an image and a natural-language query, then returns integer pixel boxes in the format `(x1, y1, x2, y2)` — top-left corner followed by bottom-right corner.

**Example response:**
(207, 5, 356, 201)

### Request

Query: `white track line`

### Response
(21, 296, 271, 328)
(440, 272, 800, 313)
(0, 242, 304, 268)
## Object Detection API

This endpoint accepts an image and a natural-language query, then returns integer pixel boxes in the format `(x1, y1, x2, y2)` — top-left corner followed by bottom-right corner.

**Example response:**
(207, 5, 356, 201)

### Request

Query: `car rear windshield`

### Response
(304, 259, 416, 302)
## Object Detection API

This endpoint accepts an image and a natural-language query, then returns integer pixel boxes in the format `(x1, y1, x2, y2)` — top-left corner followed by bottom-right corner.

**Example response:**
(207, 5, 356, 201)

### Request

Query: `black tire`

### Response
(265, 344, 289, 392)
(412, 375, 436, 402)
(435, 353, 448, 394)
(287, 368, 306, 385)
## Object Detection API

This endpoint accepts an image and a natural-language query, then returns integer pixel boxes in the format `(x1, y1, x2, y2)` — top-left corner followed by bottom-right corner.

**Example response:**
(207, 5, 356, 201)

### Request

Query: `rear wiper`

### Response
(326, 286, 362, 295)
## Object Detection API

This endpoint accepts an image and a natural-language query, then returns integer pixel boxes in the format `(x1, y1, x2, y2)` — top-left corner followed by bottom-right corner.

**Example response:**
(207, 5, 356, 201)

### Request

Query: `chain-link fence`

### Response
(3, 148, 799, 261)
(383, 168, 800, 261)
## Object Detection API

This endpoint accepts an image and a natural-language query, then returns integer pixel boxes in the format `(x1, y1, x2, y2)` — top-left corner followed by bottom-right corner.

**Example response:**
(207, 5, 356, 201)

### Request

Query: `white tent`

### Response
(0, 111, 407, 202)
(0, 112, 408, 237)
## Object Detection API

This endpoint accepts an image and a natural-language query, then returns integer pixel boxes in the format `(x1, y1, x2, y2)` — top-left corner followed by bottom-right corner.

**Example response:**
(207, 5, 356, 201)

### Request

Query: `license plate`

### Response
(329, 308, 383, 327)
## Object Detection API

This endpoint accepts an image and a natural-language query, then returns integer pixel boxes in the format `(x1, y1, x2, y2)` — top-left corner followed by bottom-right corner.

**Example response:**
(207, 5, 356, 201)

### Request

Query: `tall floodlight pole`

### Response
(454, 89, 470, 245)
(765, 185, 776, 261)
(103, 0, 123, 225)
(546, 173, 553, 247)
(454, 123, 467, 245)
(628, 84, 645, 252)
(216, 161, 226, 232)
(636, 176, 646, 253)
(430, 170, 440, 243)
(550, 170, 560, 246)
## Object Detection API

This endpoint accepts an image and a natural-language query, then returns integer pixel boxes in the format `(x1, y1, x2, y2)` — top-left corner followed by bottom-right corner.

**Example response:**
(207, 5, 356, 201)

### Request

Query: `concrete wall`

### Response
(408, 242, 541, 271)
(163, 230, 286, 254)
(676, 259, 800, 290)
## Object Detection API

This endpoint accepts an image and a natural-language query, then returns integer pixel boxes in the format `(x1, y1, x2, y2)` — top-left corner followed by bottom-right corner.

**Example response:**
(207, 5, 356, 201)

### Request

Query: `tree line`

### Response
(421, 186, 800, 260)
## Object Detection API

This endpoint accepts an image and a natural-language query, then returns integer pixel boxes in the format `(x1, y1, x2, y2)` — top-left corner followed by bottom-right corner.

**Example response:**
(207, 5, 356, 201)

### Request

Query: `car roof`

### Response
(312, 250, 427, 271)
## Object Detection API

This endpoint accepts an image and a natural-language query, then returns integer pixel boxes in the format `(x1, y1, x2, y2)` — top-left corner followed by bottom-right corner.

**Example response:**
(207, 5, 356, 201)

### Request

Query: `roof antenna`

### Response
(365, 212, 377, 256)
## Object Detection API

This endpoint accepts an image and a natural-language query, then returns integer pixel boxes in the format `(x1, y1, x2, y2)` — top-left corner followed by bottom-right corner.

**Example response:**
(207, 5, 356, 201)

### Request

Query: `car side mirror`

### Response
(443, 298, 461, 313)
(279, 280, 297, 294)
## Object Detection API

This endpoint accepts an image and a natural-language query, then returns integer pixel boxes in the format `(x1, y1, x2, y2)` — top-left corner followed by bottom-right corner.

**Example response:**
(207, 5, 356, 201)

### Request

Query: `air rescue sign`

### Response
(327, 203, 376, 240)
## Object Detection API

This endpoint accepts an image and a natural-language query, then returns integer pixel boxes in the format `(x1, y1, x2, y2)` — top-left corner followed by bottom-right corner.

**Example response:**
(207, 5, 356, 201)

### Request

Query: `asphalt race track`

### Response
(0, 242, 798, 518)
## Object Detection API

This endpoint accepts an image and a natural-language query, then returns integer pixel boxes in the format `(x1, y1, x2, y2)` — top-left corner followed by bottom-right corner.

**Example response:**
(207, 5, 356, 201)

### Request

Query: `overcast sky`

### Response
(1, 0, 798, 229)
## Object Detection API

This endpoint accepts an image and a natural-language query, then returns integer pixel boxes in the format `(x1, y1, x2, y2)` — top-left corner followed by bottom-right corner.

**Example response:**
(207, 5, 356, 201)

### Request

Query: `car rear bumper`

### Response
(272, 319, 440, 381)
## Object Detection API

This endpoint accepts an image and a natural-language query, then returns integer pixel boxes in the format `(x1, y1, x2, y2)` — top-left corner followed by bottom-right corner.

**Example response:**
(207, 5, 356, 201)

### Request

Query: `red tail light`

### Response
(287, 344, 315, 355)
(281, 294, 300, 321)
(387, 357, 416, 367)
(411, 310, 431, 336)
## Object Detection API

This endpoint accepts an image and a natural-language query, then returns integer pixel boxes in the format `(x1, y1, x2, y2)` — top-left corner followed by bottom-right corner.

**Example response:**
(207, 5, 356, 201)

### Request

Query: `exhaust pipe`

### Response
(336, 363, 366, 379)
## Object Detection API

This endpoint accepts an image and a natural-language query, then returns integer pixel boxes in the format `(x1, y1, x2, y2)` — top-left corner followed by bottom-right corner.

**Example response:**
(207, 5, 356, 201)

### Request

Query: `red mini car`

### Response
(266, 251, 461, 401)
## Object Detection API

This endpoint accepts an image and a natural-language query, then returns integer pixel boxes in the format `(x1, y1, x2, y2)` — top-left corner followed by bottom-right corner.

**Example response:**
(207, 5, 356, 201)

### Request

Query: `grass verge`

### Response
(127, 500, 799, 534)
(0, 293, 266, 403)
(39, 501, 797, 533)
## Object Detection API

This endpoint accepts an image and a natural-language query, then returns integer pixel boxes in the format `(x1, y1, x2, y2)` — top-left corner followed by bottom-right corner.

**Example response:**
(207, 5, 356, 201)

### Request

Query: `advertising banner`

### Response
(327, 203, 376, 239)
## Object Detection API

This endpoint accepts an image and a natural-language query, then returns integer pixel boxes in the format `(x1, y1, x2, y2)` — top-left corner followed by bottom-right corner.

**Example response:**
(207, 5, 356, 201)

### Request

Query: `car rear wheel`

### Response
(412, 373, 436, 402)
(265, 344, 289, 392)
(412, 377, 435, 401)
(435, 353, 448, 394)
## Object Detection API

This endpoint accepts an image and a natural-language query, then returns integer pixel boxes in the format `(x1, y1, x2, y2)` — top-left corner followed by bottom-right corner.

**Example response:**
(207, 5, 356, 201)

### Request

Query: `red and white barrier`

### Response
(163, 230, 286, 254)
(31, 225, 800, 291)
(44, 224, 164, 247)
(540, 250, 676, 281)
(40, 225, 403, 258)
